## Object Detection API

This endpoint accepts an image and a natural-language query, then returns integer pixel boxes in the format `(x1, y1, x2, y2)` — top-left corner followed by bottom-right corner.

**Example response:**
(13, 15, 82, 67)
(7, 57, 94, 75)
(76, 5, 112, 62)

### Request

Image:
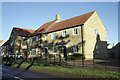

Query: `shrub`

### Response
(67, 53, 85, 60)
(48, 54, 54, 58)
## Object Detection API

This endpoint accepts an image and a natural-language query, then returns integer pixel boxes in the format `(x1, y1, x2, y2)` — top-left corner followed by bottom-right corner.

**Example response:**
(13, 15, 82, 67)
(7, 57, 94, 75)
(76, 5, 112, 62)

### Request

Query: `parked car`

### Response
(7, 53, 23, 59)
(7, 53, 15, 59)
(15, 54, 23, 59)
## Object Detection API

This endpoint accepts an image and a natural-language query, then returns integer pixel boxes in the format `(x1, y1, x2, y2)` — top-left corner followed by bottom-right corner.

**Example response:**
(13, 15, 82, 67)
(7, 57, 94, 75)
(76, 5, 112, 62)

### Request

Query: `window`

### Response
(73, 45, 79, 52)
(52, 47, 57, 53)
(51, 33, 57, 39)
(10, 43, 13, 46)
(30, 38, 32, 43)
(44, 36, 47, 40)
(36, 36, 38, 41)
(96, 45, 98, 49)
(73, 28, 78, 35)
(62, 31, 66, 37)
(32, 48, 37, 55)
(22, 37, 25, 39)
(23, 41, 27, 45)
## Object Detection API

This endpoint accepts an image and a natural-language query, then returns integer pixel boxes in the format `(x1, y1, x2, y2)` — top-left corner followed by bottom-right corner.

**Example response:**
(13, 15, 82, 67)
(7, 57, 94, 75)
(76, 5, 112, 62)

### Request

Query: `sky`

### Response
(1, 2, 118, 45)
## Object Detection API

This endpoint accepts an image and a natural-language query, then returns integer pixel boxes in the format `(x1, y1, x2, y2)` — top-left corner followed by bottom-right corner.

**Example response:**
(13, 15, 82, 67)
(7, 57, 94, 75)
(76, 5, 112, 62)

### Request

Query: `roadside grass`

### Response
(2, 60, 120, 78)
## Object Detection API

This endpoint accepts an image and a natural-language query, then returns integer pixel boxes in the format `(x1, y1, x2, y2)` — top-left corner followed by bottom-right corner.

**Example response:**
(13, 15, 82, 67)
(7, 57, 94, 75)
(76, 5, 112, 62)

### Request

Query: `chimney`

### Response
(55, 14, 60, 22)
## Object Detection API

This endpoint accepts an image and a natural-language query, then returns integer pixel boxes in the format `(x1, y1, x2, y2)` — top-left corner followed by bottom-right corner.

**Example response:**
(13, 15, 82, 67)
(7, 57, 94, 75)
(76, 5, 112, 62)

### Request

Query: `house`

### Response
(1, 40, 10, 57)
(0, 40, 5, 46)
(3, 11, 108, 60)
(28, 11, 108, 60)
(3, 27, 34, 57)
(0, 40, 5, 57)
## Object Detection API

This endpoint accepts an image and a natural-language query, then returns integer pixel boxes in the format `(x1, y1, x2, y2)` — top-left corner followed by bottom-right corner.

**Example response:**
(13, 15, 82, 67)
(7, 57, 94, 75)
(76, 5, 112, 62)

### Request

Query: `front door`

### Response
(63, 46, 67, 58)
(44, 48, 48, 55)
(44, 47, 48, 59)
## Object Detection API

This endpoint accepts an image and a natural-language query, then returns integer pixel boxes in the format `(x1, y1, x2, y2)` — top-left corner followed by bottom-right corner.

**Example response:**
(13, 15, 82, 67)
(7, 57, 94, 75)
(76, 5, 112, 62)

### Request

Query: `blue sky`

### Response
(2, 2, 118, 44)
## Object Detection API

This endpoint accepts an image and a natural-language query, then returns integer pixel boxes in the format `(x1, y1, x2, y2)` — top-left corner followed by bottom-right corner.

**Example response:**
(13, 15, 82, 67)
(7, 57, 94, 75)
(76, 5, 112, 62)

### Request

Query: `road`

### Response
(2, 65, 64, 80)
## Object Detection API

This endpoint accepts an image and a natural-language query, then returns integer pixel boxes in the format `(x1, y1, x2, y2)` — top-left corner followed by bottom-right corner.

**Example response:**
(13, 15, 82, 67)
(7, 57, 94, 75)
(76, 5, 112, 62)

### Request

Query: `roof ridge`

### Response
(34, 20, 55, 32)
(13, 27, 34, 31)
(46, 11, 95, 33)
(57, 11, 95, 24)
(44, 21, 57, 32)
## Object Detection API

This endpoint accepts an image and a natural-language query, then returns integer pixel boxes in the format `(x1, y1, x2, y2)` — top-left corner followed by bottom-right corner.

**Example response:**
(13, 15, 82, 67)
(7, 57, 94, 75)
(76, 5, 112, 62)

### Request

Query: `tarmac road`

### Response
(2, 65, 64, 80)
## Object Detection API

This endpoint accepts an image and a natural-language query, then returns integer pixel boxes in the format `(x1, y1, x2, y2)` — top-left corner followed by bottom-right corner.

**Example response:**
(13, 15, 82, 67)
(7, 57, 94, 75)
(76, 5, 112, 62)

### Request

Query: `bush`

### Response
(48, 54, 54, 58)
(67, 53, 85, 60)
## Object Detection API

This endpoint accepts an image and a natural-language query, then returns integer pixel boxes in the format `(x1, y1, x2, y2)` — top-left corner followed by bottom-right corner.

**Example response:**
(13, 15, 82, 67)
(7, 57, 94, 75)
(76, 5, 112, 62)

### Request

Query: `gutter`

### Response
(80, 24, 85, 68)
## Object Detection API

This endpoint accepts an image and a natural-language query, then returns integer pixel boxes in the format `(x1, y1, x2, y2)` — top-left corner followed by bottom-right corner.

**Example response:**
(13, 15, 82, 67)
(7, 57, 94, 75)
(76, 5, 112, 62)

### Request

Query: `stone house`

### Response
(2, 40, 10, 57)
(0, 40, 5, 56)
(3, 27, 34, 57)
(3, 11, 108, 60)
(28, 11, 108, 60)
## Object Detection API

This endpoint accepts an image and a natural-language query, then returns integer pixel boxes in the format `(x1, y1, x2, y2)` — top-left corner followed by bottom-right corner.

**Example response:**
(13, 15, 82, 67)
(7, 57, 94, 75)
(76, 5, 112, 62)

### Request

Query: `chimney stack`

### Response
(55, 14, 60, 22)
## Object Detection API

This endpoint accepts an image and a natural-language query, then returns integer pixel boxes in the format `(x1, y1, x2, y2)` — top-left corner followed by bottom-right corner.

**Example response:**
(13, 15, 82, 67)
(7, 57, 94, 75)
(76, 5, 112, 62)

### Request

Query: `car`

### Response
(7, 53, 16, 59)
(15, 54, 23, 59)
(7, 53, 23, 59)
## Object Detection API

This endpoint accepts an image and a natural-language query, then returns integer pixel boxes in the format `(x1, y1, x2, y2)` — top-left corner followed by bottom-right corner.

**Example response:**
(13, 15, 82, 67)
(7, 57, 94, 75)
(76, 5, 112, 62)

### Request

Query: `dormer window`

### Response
(62, 31, 66, 37)
(73, 28, 78, 35)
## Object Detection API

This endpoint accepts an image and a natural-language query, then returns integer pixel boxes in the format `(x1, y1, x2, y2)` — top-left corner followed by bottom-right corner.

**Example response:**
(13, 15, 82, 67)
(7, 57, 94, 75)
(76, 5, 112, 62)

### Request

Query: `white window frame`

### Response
(73, 28, 78, 35)
(36, 36, 38, 41)
(22, 37, 25, 39)
(73, 45, 79, 53)
(23, 41, 27, 45)
(10, 43, 13, 46)
(52, 47, 56, 53)
(62, 31, 66, 37)
(30, 37, 32, 43)
(51, 33, 57, 39)
(33, 49, 36, 54)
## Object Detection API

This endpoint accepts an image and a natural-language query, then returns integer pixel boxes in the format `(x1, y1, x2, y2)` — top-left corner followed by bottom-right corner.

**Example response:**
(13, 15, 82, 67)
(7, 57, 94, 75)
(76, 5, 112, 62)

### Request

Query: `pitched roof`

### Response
(2, 40, 10, 46)
(28, 11, 95, 36)
(30, 21, 55, 36)
(46, 11, 95, 33)
(13, 27, 34, 37)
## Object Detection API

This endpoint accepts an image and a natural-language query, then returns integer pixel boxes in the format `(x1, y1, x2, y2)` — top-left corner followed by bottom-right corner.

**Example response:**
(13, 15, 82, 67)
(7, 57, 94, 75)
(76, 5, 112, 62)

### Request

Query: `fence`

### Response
(2, 54, 120, 73)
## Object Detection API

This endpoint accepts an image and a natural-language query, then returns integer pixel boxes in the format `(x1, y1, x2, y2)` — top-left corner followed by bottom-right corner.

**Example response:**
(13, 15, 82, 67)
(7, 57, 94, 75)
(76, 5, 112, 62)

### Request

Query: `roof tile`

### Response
(13, 27, 34, 37)
(47, 11, 95, 33)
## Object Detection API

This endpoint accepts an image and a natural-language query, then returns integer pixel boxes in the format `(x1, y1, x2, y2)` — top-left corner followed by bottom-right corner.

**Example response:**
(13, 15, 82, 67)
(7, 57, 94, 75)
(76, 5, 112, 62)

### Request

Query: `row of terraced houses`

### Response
(2, 11, 109, 60)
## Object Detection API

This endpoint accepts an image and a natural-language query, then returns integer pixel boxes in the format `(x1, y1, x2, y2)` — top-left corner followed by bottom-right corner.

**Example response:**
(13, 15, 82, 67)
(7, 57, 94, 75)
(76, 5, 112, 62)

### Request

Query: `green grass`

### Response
(32, 65, 119, 78)
(2, 60, 120, 78)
